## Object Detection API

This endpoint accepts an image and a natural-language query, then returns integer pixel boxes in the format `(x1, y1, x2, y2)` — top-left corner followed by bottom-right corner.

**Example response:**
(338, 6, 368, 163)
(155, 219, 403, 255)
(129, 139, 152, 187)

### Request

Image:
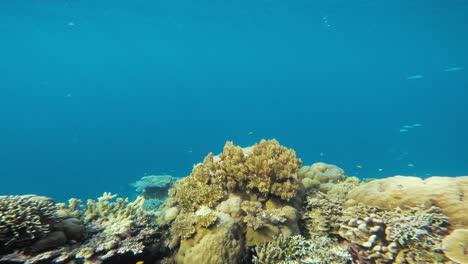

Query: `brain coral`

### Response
(345, 176, 468, 228)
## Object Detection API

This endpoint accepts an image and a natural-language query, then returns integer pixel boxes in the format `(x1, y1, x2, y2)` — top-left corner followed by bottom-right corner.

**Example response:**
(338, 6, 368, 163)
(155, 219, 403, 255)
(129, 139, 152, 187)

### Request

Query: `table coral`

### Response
(132, 174, 177, 199)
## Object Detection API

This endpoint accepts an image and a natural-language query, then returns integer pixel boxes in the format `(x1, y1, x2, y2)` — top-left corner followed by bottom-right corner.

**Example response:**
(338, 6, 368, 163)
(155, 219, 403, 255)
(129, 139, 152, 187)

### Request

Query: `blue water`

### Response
(1, 0, 467, 202)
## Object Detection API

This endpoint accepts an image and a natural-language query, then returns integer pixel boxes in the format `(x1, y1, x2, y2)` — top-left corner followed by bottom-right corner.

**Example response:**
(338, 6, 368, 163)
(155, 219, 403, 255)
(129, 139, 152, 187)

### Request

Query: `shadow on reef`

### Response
(1, 139, 467, 264)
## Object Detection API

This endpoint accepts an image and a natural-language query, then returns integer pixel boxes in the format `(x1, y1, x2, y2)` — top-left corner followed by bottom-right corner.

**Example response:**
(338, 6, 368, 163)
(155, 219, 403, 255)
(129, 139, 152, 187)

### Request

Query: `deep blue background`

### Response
(1, 0, 467, 201)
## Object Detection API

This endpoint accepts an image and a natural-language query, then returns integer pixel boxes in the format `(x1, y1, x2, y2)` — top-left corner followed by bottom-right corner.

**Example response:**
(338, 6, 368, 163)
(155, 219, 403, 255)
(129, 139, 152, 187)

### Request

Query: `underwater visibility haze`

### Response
(0, 0, 467, 203)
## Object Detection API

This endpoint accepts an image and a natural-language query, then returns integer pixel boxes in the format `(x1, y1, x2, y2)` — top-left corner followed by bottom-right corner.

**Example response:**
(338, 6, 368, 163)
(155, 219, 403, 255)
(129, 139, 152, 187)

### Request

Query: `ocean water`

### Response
(0, 0, 467, 202)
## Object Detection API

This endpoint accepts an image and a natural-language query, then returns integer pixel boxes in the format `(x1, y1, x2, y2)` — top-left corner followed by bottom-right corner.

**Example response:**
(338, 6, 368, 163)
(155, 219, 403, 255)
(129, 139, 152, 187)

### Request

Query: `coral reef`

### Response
(1, 193, 167, 263)
(345, 176, 468, 228)
(2, 141, 466, 264)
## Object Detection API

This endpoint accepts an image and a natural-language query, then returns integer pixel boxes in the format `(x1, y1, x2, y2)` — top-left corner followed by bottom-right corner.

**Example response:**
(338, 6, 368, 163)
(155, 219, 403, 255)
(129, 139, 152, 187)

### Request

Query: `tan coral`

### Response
(345, 176, 468, 228)
(82, 193, 146, 236)
(442, 229, 468, 264)
(175, 212, 245, 264)
(246, 139, 302, 200)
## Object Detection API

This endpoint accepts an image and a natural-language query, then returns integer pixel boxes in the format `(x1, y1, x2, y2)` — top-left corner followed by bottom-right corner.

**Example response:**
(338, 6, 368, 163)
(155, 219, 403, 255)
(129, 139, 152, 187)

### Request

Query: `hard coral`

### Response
(340, 204, 449, 263)
(253, 234, 351, 264)
(442, 228, 468, 264)
(0, 195, 57, 248)
(345, 175, 468, 228)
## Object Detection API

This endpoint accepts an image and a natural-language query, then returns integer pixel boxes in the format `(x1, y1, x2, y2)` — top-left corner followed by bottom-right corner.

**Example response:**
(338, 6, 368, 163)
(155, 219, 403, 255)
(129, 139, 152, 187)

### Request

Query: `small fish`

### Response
(399, 129, 409, 132)
(408, 163, 414, 167)
(378, 168, 384, 172)
(406, 74, 424, 80)
(412, 123, 423, 127)
(356, 165, 363, 169)
(136, 261, 144, 264)
(402, 125, 413, 129)
(319, 152, 324, 157)
(444, 66, 463, 72)
(247, 131, 254, 135)
(67, 21, 75, 26)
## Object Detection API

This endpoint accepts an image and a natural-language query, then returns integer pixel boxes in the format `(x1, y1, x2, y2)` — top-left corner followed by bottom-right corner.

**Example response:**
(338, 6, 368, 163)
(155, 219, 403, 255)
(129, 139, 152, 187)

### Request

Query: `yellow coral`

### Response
(245, 139, 302, 200)
(442, 229, 468, 264)
(82, 193, 146, 236)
